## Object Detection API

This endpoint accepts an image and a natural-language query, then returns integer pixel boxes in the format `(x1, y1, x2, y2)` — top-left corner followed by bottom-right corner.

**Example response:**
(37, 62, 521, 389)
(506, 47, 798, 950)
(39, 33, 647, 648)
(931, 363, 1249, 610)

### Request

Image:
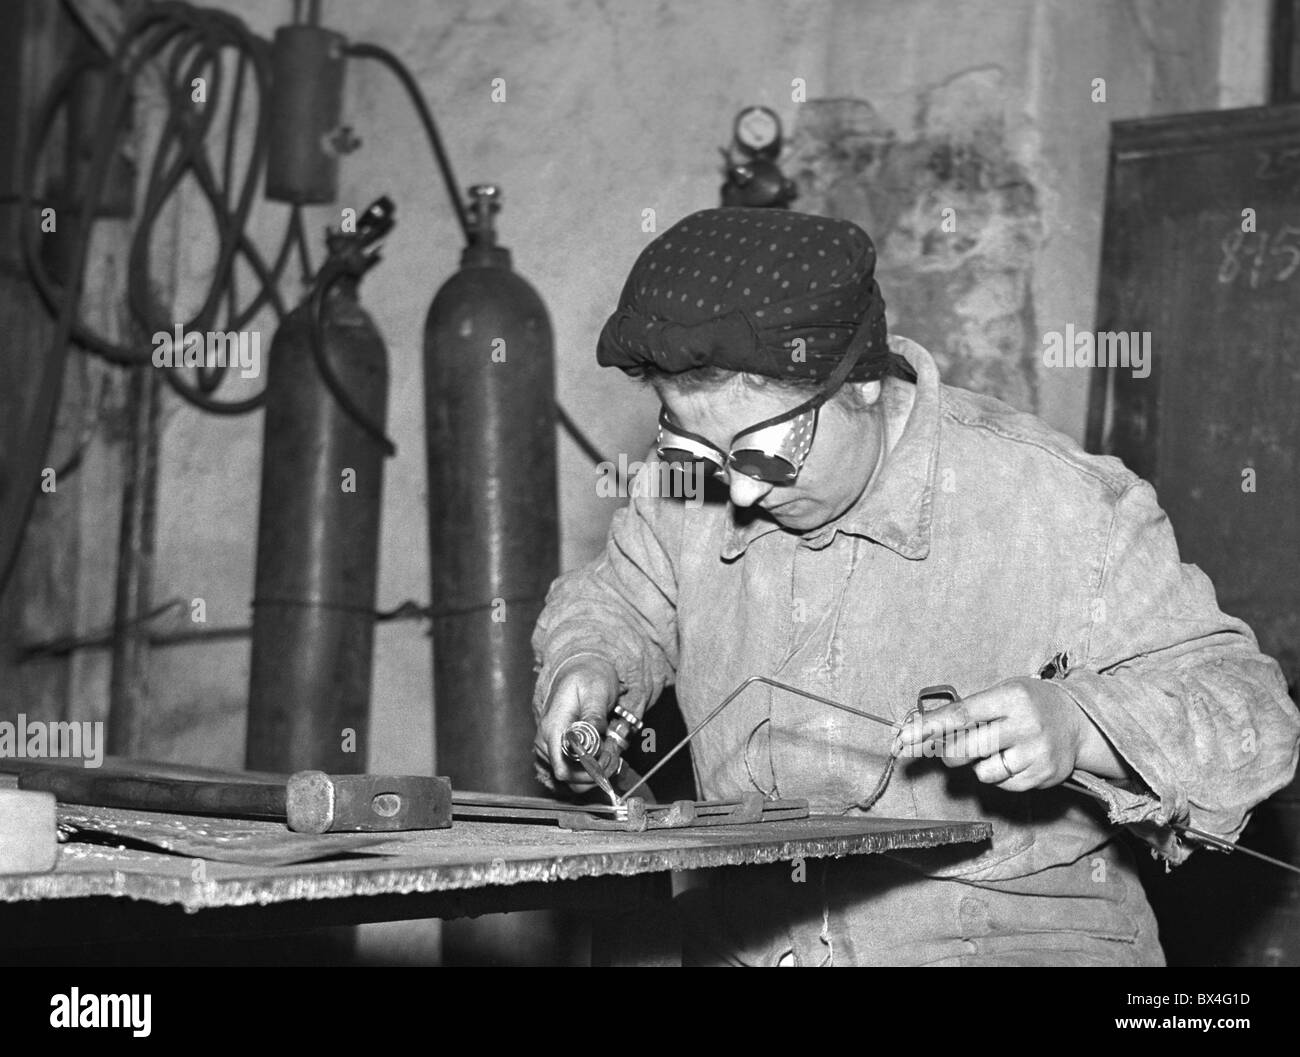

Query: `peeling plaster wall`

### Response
(787, 78, 1046, 409)
(793, 0, 1233, 423)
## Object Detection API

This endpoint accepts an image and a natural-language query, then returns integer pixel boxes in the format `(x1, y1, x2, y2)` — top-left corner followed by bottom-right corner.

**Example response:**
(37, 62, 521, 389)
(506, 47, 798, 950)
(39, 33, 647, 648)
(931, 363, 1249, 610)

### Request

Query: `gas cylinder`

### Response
(423, 185, 558, 795)
(246, 200, 394, 774)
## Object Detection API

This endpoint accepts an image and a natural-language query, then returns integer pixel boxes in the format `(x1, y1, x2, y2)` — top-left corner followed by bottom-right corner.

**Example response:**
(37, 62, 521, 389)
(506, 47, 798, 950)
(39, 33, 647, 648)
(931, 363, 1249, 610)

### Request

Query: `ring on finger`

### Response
(997, 748, 1015, 781)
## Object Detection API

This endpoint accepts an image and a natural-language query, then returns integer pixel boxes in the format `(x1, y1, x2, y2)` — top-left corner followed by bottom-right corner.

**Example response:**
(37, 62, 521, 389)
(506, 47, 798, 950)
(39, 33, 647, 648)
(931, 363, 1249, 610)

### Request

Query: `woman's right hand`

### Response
(534, 656, 621, 792)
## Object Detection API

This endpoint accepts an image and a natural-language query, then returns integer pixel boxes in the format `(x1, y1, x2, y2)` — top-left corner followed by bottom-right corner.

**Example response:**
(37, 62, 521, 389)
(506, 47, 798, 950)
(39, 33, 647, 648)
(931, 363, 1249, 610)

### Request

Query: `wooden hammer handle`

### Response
(14, 766, 288, 820)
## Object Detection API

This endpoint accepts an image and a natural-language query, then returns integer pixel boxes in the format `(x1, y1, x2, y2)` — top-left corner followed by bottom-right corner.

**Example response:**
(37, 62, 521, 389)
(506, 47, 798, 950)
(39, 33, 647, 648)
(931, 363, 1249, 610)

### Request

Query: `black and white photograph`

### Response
(0, 0, 1298, 1021)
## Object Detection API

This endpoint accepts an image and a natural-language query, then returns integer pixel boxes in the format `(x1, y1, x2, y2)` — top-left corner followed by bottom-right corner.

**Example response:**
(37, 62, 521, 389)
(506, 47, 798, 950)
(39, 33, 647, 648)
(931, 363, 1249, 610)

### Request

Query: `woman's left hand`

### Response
(891, 677, 1089, 791)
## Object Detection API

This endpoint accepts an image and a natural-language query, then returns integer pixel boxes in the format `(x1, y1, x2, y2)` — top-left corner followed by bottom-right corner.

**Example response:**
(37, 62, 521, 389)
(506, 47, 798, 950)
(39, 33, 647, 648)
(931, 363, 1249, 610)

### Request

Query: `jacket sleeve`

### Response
(1055, 478, 1299, 857)
(531, 476, 683, 723)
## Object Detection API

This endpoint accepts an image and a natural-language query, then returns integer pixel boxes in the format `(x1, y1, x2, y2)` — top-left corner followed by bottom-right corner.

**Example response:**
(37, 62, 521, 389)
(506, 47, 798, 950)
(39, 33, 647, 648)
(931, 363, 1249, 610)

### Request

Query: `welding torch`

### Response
(561, 706, 651, 806)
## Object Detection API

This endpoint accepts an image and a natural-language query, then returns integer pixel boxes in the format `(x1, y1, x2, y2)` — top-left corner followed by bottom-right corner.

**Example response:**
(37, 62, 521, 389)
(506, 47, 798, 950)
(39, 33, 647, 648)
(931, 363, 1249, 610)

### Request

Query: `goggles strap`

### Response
(730, 306, 878, 443)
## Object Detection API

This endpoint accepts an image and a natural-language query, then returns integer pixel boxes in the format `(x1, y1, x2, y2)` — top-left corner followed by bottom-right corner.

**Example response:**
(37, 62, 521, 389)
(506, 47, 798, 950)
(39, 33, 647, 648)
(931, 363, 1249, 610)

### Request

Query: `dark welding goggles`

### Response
(654, 322, 869, 485)
(656, 404, 819, 484)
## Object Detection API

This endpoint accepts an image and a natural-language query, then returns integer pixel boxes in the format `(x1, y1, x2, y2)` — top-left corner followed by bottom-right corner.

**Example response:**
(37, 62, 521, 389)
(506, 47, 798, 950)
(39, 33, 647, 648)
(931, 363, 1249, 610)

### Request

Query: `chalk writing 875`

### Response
(1256, 147, 1300, 182)
(1218, 225, 1300, 287)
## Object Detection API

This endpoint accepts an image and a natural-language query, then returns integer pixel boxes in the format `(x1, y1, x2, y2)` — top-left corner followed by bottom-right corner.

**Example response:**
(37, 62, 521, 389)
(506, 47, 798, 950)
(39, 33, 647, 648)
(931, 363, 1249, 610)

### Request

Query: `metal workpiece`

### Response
(549, 792, 809, 832)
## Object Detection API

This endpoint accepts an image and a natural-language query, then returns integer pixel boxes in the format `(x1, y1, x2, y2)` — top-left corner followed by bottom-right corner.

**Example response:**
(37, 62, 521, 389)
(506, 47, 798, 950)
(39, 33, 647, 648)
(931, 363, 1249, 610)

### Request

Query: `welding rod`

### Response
(1035, 667, 1300, 876)
(1060, 779, 1300, 878)
(618, 675, 898, 803)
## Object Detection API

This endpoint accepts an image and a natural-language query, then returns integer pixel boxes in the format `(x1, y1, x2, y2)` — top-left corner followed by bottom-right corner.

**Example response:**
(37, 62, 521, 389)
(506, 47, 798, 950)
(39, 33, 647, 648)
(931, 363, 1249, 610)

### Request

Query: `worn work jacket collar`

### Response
(720, 335, 938, 562)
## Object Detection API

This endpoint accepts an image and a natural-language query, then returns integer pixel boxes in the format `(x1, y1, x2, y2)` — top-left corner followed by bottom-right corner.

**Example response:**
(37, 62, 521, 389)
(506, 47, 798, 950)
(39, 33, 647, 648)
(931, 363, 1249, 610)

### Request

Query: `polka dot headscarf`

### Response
(597, 207, 911, 383)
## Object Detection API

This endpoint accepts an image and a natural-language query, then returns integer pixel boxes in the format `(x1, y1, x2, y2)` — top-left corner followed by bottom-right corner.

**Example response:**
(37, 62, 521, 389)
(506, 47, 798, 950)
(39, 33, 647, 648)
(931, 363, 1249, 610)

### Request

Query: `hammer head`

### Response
(286, 772, 453, 834)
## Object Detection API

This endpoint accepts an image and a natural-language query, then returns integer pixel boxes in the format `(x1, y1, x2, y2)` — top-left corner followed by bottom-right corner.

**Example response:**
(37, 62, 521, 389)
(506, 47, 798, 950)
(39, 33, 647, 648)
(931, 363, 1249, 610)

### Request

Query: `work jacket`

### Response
(532, 337, 1300, 965)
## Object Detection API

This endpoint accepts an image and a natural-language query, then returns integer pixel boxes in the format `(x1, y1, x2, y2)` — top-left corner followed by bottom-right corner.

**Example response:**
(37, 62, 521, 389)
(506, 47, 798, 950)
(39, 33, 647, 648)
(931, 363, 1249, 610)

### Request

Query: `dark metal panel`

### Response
(1091, 102, 1300, 966)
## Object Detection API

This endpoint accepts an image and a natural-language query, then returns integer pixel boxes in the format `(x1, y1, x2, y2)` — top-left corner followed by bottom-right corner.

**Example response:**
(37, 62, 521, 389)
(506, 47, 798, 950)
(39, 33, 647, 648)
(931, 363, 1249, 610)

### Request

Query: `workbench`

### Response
(0, 802, 992, 965)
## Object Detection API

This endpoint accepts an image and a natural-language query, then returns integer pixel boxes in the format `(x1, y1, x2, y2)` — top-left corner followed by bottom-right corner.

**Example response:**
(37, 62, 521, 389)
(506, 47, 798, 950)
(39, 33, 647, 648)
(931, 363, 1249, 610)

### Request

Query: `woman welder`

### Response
(531, 207, 1299, 966)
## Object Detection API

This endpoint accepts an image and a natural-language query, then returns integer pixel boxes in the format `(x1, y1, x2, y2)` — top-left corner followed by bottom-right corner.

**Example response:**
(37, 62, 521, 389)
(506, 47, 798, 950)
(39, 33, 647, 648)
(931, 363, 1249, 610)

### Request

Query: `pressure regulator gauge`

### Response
(733, 106, 782, 159)
(720, 105, 796, 208)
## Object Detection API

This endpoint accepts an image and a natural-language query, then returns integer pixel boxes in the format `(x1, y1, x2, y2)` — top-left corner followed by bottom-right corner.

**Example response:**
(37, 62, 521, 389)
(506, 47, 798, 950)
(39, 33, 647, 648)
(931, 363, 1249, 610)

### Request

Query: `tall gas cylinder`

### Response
(424, 185, 559, 794)
(246, 202, 394, 774)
